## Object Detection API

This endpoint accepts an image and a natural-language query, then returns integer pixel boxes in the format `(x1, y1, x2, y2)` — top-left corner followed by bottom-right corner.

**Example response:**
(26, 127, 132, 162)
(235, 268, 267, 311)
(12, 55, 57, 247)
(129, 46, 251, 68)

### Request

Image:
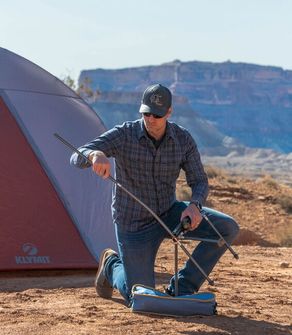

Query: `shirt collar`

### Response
(137, 118, 175, 141)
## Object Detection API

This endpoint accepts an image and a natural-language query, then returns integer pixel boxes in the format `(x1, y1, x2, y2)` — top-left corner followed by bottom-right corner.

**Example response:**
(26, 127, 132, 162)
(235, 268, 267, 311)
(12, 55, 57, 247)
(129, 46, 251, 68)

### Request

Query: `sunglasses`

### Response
(143, 113, 163, 119)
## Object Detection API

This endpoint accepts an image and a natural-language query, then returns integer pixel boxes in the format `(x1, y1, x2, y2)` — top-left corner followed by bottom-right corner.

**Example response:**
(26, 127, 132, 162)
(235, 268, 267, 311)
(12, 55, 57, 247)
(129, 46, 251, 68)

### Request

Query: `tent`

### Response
(0, 47, 116, 270)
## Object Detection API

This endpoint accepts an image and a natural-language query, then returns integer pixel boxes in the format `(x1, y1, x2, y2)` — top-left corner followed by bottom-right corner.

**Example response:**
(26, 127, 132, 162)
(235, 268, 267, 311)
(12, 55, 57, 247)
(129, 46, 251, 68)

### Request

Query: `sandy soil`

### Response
(1, 174, 291, 334)
(0, 245, 291, 335)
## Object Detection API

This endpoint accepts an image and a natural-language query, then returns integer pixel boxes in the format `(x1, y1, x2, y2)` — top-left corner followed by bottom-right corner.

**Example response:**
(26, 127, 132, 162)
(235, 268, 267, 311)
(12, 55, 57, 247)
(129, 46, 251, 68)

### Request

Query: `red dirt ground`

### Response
(1, 174, 291, 334)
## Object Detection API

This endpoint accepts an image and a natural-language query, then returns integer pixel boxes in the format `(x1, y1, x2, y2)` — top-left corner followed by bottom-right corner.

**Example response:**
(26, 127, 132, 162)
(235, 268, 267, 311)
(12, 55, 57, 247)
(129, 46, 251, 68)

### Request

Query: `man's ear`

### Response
(166, 107, 172, 119)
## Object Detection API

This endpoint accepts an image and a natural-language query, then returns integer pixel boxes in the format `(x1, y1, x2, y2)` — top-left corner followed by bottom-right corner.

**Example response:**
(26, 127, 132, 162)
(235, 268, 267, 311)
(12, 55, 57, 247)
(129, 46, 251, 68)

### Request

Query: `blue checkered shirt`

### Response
(71, 118, 208, 231)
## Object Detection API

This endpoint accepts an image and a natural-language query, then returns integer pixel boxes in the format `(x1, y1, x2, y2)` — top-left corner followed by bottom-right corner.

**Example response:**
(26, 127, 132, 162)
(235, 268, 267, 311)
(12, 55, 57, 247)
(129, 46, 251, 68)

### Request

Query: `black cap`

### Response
(139, 84, 172, 117)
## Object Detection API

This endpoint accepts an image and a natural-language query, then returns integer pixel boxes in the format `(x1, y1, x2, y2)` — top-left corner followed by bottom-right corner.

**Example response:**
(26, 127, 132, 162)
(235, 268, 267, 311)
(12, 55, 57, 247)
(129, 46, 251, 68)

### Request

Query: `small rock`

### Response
(279, 262, 289, 268)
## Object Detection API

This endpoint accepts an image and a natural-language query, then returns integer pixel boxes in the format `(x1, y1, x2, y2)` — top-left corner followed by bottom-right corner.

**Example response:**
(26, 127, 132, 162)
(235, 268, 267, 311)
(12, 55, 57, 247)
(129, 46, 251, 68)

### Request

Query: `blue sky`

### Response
(2, 0, 292, 82)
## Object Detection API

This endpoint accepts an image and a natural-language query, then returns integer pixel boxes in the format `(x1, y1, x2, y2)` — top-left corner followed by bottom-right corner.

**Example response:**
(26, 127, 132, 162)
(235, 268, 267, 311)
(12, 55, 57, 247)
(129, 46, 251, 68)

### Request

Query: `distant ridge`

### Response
(79, 59, 292, 154)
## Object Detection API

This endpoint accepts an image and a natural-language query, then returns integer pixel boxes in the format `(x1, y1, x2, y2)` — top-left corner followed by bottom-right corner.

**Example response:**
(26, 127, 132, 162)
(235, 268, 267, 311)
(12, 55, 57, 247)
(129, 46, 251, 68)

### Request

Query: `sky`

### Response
(1, 0, 292, 82)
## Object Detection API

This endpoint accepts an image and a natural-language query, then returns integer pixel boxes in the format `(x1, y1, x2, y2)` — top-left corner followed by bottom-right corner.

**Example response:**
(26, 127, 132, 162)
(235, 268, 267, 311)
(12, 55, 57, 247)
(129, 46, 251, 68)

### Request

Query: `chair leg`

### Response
(174, 242, 179, 296)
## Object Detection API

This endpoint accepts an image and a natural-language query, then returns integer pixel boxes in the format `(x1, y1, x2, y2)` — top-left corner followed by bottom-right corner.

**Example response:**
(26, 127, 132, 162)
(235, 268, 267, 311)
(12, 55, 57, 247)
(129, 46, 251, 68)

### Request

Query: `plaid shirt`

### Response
(71, 118, 208, 231)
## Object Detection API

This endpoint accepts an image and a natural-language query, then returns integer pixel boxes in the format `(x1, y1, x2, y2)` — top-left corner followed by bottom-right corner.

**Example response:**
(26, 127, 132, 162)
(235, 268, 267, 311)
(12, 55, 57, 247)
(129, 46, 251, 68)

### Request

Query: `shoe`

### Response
(94, 248, 117, 299)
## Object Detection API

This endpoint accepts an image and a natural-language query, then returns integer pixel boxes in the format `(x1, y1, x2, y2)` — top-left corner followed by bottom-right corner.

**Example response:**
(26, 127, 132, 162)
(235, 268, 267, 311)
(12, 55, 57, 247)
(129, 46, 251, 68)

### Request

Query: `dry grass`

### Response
(278, 222, 292, 246)
(276, 194, 292, 214)
(257, 174, 292, 214)
(204, 165, 227, 179)
(260, 174, 279, 189)
(176, 166, 292, 247)
(176, 171, 190, 201)
(176, 166, 227, 201)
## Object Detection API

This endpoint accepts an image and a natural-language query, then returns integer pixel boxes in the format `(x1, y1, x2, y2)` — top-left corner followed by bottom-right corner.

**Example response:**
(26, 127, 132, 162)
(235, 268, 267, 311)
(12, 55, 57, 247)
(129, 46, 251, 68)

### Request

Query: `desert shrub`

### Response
(276, 194, 292, 214)
(226, 177, 237, 184)
(278, 223, 292, 247)
(204, 165, 226, 179)
(176, 183, 191, 201)
(260, 174, 279, 189)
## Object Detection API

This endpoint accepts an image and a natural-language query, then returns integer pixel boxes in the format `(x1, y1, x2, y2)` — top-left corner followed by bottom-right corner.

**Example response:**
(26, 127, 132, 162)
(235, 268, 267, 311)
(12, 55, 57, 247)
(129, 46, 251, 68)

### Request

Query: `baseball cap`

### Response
(139, 84, 172, 117)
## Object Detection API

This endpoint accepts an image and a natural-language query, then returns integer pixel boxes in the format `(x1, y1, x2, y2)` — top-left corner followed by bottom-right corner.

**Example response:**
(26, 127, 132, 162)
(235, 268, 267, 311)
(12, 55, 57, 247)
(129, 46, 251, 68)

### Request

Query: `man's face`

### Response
(142, 108, 171, 135)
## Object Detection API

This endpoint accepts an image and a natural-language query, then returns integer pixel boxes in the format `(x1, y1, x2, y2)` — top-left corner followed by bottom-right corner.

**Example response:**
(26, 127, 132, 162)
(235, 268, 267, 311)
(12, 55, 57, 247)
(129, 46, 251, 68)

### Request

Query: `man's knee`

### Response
(223, 216, 239, 241)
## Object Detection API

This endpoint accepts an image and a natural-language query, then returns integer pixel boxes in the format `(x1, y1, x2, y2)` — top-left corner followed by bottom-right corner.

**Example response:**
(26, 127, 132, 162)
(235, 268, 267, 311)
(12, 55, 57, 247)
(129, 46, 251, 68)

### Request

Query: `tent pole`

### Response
(54, 133, 215, 286)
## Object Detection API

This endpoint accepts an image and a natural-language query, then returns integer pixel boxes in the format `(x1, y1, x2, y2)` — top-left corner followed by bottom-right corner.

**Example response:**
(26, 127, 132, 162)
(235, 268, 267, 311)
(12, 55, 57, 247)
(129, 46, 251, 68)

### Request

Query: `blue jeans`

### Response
(105, 201, 239, 305)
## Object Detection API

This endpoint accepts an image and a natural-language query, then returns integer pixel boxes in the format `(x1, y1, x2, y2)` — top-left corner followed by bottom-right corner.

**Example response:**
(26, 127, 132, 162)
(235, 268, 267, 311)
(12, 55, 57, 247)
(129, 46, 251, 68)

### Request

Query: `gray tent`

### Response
(0, 47, 116, 270)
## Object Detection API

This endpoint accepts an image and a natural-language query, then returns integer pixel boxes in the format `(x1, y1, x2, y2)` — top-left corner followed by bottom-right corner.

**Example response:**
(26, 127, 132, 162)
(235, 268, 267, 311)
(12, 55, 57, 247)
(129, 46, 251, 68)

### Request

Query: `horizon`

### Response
(80, 57, 291, 72)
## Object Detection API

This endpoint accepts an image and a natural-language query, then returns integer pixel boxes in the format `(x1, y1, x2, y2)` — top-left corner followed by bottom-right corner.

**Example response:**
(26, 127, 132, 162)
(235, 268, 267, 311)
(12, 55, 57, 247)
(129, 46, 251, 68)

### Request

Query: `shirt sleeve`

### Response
(181, 131, 209, 205)
(70, 125, 125, 168)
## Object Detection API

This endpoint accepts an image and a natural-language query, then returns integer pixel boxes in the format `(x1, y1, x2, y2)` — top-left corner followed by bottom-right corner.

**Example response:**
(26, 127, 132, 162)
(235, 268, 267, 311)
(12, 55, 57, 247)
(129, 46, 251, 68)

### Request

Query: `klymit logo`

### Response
(15, 243, 51, 264)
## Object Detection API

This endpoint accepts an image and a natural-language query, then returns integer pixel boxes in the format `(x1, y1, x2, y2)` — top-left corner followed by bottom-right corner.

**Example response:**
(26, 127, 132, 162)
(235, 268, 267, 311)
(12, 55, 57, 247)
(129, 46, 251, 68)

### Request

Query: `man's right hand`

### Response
(89, 151, 111, 179)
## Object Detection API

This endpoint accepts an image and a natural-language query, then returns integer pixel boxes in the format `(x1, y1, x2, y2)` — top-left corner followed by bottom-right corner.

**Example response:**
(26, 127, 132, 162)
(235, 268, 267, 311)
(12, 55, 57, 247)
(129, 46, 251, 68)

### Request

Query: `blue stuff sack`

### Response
(131, 284, 217, 316)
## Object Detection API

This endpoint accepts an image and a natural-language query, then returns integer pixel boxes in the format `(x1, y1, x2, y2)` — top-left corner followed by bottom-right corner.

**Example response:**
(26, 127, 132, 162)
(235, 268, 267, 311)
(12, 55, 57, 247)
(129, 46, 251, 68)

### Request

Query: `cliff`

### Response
(79, 60, 292, 153)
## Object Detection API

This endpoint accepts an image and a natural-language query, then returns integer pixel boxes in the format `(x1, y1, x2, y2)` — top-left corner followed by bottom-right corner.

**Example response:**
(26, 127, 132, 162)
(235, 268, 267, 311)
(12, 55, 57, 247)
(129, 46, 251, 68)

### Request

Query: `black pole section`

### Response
(54, 133, 215, 286)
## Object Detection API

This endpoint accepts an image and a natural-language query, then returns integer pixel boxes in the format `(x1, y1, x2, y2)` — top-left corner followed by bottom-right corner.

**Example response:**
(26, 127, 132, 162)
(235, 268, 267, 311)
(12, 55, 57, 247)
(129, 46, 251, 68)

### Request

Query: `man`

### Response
(70, 83, 239, 305)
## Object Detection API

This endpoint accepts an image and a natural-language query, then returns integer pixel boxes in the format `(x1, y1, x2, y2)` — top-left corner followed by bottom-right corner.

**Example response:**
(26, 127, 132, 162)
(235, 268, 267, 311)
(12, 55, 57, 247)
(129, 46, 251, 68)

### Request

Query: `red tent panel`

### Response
(0, 98, 97, 269)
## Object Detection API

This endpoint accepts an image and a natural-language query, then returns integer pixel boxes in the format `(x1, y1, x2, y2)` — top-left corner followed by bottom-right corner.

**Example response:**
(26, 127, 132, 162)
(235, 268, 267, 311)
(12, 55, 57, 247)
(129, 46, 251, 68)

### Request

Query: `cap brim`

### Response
(139, 104, 168, 117)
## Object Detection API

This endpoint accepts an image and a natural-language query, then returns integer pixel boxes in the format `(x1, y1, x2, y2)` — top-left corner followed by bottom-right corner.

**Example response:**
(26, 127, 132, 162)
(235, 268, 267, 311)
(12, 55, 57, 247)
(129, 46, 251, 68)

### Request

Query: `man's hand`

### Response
(181, 203, 202, 230)
(89, 151, 111, 179)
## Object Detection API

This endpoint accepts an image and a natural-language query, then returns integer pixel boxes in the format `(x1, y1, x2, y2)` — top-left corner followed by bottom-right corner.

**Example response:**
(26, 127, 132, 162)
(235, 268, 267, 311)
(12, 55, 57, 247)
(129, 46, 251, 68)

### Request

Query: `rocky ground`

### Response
(203, 149, 292, 186)
(0, 172, 291, 335)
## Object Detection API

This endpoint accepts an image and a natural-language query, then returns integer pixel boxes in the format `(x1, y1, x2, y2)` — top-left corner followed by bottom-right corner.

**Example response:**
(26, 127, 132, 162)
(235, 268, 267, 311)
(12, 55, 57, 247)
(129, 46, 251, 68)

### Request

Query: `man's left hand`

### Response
(181, 203, 202, 230)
